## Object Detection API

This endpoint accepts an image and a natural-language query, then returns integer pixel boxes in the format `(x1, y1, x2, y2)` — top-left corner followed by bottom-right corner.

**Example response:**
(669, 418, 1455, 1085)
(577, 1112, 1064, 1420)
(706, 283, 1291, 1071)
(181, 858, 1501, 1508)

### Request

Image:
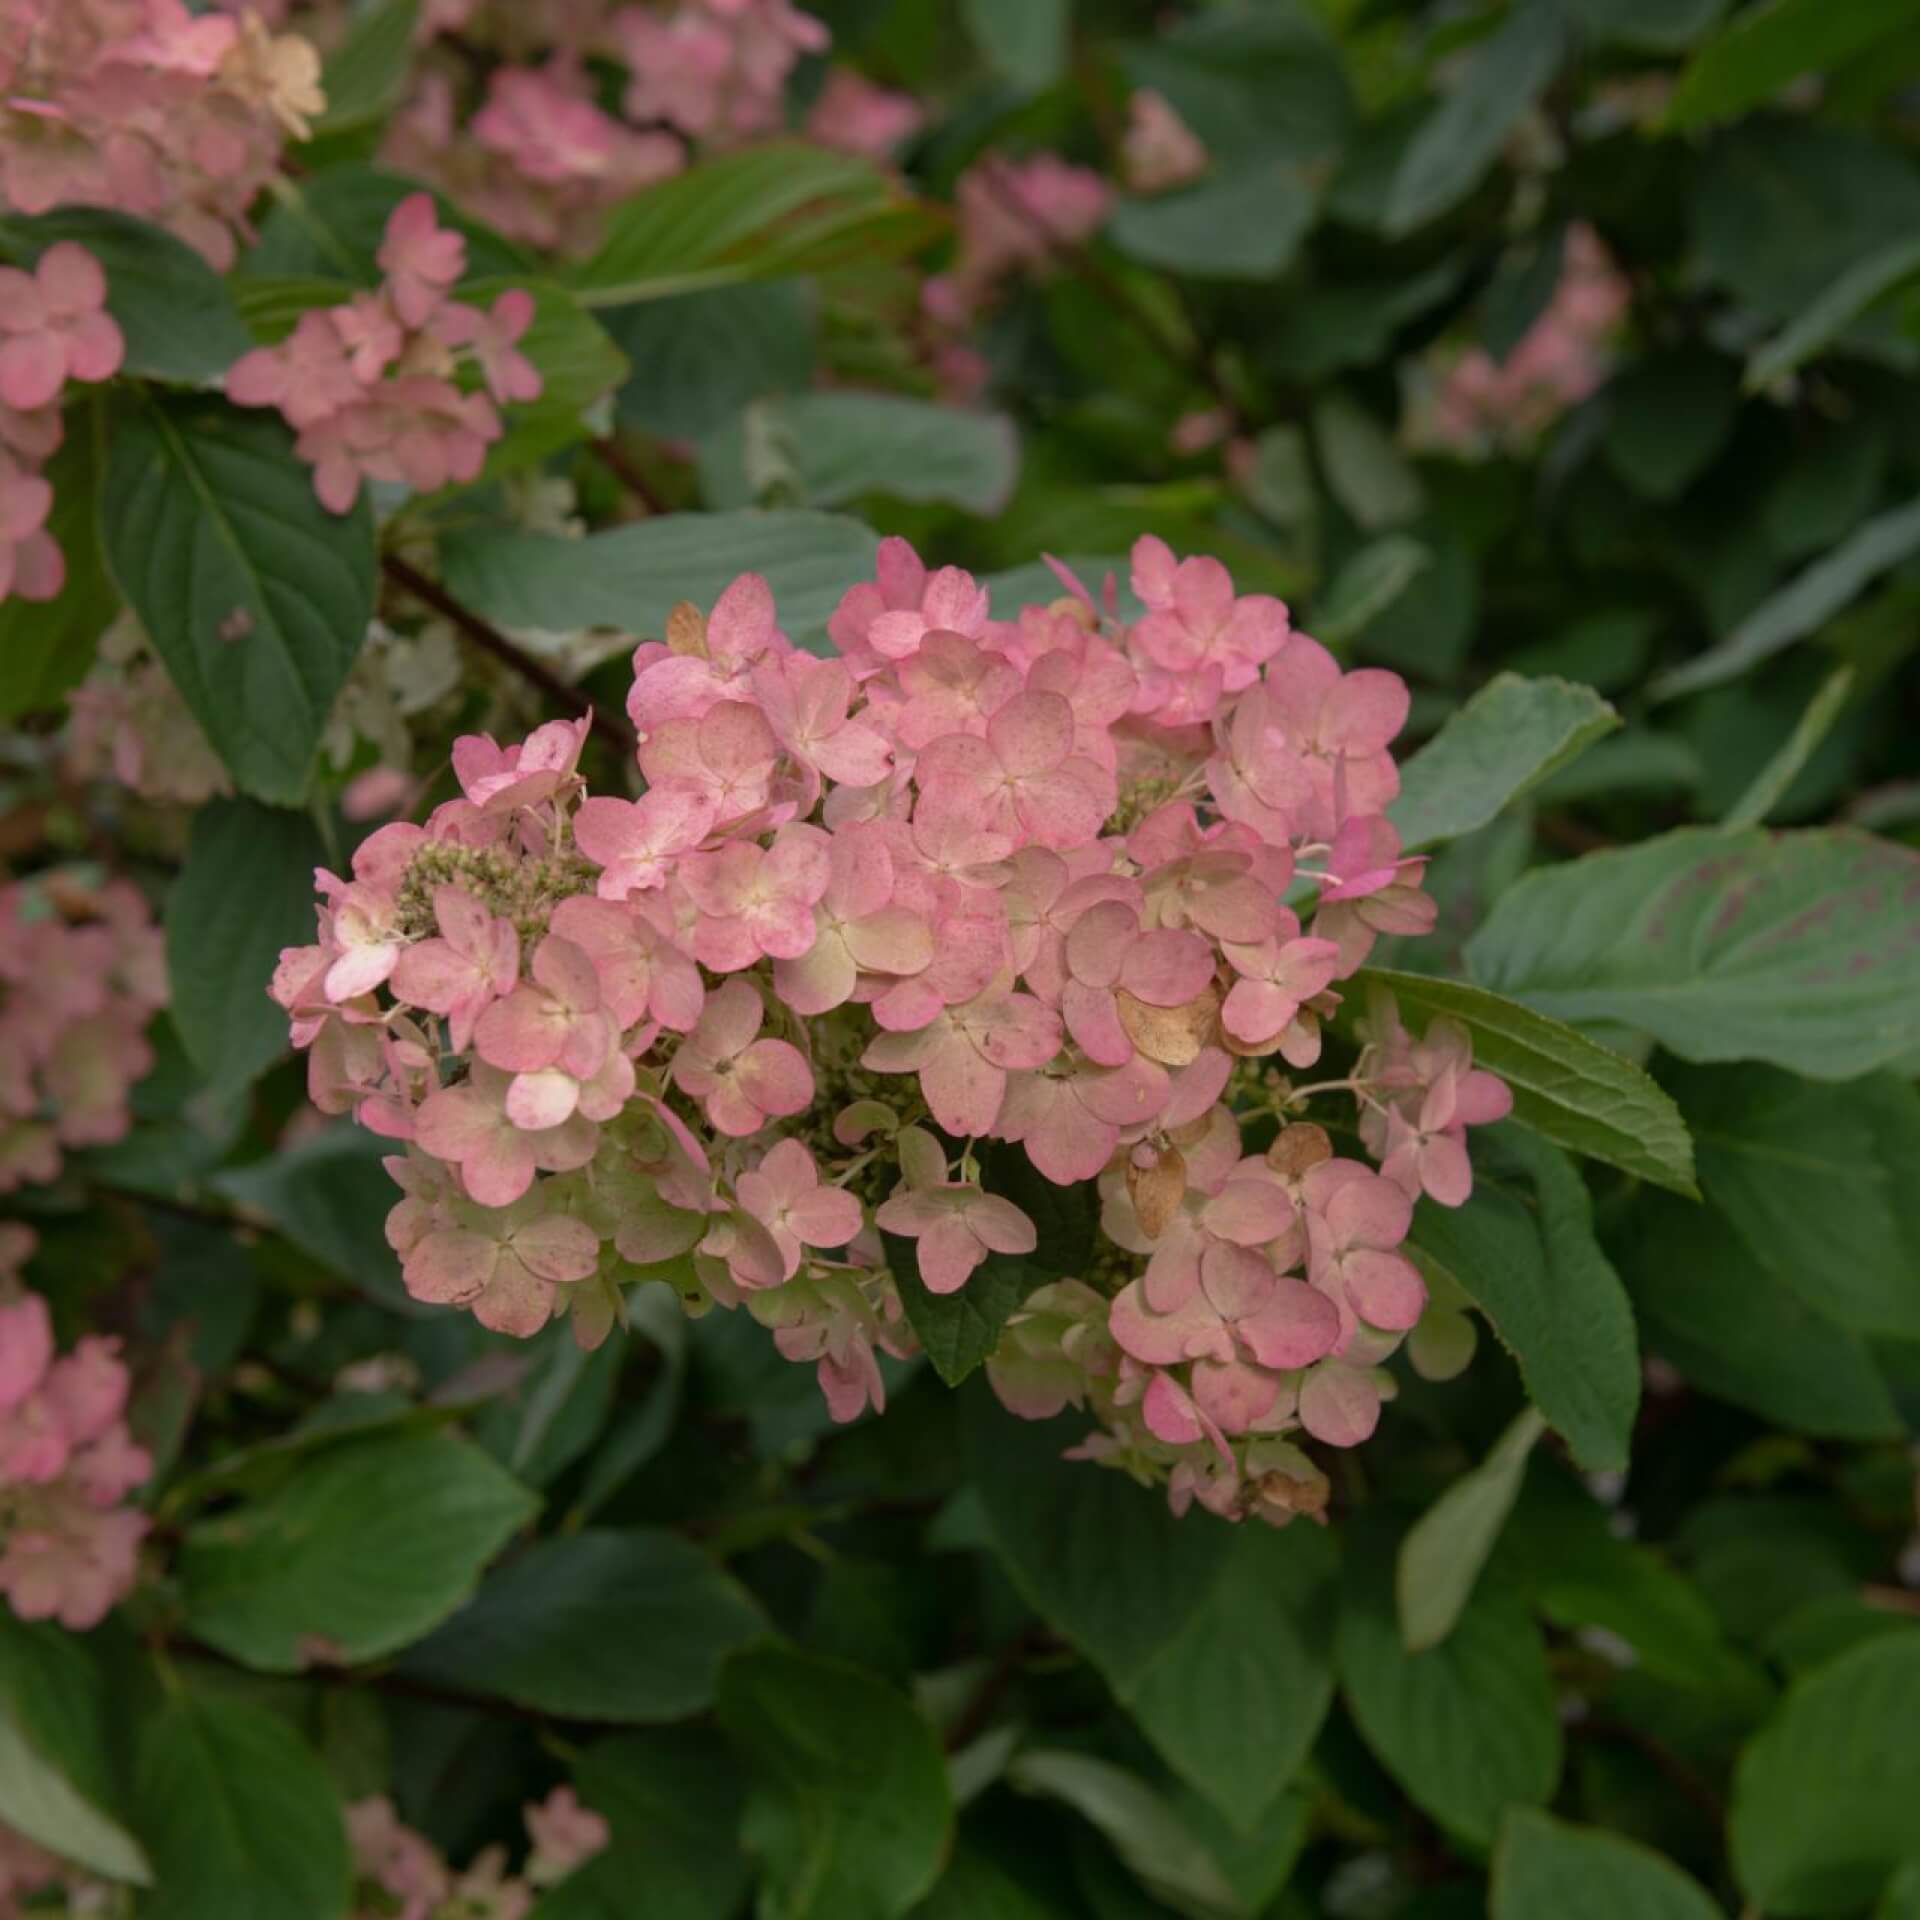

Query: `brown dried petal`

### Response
(1268, 1123, 1333, 1179)
(1115, 985, 1219, 1067)
(1128, 1143, 1187, 1239)
(666, 600, 709, 658)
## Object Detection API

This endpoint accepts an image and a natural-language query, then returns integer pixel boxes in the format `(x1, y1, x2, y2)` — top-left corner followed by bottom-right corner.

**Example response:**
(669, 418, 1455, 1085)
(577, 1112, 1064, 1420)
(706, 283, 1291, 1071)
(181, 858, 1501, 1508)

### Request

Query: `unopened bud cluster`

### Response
(274, 535, 1509, 1521)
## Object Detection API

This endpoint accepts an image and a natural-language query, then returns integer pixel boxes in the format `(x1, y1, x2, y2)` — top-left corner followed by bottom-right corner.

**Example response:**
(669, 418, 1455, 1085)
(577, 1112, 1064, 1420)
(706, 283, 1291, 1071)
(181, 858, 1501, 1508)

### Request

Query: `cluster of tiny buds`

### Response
(272, 533, 1510, 1522)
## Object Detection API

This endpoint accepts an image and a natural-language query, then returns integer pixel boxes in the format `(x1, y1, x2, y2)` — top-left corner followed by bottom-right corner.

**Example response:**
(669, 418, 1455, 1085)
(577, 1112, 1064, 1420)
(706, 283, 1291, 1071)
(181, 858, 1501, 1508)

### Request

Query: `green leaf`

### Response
(608, 284, 814, 443)
(1672, 1063, 1920, 1338)
(1398, 1409, 1547, 1654)
(1465, 826, 1920, 1079)
(0, 1619, 150, 1884)
(1732, 1634, 1920, 1914)
(1882, 1863, 1920, 1920)
(1390, 674, 1620, 852)
(441, 509, 879, 656)
(910, 1849, 1070, 1920)
(1108, 162, 1320, 280)
(1565, 0, 1727, 52)
(719, 1646, 951, 1920)
(1411, 1132, 1640, 1472)
(1384, 5, 1568, 235)
(312, 0, 420, 134)
(1747, 234, 1920, 389)
(165, 799, 327, 1095)
(401, 1529, 766, 1721)
(100, 390, 375, 805)
(1314, 392, 1423, 531)
(1005, 1752, 1239, 1916)
(0, 400, 114, 720)
(1722, 664, 1855, 828)
(0, 207, 251, 383)
(1617, 1190, 1902, 1438)
(888, 1142, 1094, 1388)
(963, 0, 1069, 90)
(1602, 351, 1741, 501)
(536, 1729, 749, 1920)
(1338, 1518, 1562, 1848)
(1311, 536, 1431, 647)
(1668, 0, 1917, 129)
(1493, 1809, 1722, 1920)
(215, 1125, 416, 1313)
(965, 1392, 1335, 1828)
(133, 1693, 350, 1920)
(1650, 496, 1920, 701)
(180, 1428, 536, 1670)
(569, 145, 936, 309)
(700, 392, 1019, 516)
(1348, 970, 1696, 1195)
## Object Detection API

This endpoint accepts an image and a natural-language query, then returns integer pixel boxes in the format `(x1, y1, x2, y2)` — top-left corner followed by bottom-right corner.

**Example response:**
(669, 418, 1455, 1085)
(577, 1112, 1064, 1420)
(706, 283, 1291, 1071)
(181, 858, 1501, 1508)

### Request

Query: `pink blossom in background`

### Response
(267, 530, 1499, 1521)
(925, 152, 1111, 327)
(1413, 221, 1631, 453)
(0, 1229, 152, 1630)
(806, 65, 923, 156)
(1121, 89, 1207, 194)
(616, 0, 829, 142)
(225, 195, 545, 512)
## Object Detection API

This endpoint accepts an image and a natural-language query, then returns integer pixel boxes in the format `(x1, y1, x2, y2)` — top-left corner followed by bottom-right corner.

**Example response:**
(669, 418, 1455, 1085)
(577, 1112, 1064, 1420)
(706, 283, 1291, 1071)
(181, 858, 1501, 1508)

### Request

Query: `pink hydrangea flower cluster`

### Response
(0, 1226, 153, 1630)
(225, 194, 544, 512)
(1121, 90, 1208, 195)
(0, 241, 124, 608)
(0, 876, 166, 1193)
(386, 61, 683, 256)
(0, 0, 322, 268)
(805, 66, 924, 158)
(348, 1785, 608, 1920)
(272, 533, 1509, 1520)
(1415, 222, 1631, 452)
(924, 153, 1112, 329)
(616, 0, 829, 142)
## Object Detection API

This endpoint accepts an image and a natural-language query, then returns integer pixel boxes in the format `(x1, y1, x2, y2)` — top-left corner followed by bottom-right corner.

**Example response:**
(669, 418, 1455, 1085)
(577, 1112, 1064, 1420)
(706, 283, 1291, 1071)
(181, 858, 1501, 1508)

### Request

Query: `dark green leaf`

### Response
(963, 0, 1069, 90)
(1311, 536, 1431, 647)
(1732, 1634, 1920, 1914)
(1465, 826, 1920, 1079)
(700, 392, 1019, 515)
(133, 1694, 349, 1920)
(312, 0, 420, 134)
(569, 145, 935, 308)
(1385, 7, 1568, 235)
(1650, 497, 1920, 701)
(1109, 163, 1319, 280)
(1314, 392, 1423, 530)
(1494, 1809, 1722, 1920)
(1721, 664, 1855, 828)
(608, 284, 814, 442)
(1398, 1409, 1546, 1654)
(719, 1646, 951, 1920)
(0, 208, 250, 383)
(165, 800, 326, 1094)
(1411, 1132, 1640, 1472)
(180, 1428, 537, 1671)
(401, 1529, 766, 1722)
(966, 1392, 1335, 1827)
(100, 390, 374, 805)
(0, 1618, 150, 1884)
(1390, 674, 1620, 851)
(1338, 1519, 1562, 1848)
(1668, 0, 1916, 129)
(1618, 1189, 1902, 1438)
(442, 510, 879, 656)
(1747, 235, 1920, 388)
(1602, 351, 1741, 501)
(0, 400, 114, 720)
(1672, 1063, 1920, 1338)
